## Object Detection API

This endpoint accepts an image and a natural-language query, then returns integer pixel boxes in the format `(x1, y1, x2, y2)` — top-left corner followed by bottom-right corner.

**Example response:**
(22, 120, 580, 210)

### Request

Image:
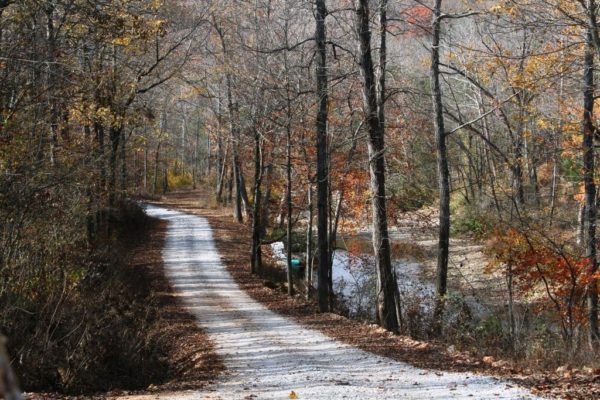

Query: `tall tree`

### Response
(354, 0, 398, 331)
(583, 0, 599, 348)
(213, 16, 245, 222)
(315, 0, 330, 312)
(430, 0, 450, 332)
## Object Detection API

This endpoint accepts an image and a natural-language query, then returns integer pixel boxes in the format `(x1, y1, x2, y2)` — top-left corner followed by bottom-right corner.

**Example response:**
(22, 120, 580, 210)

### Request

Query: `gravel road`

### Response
(134, 205, 539, 400)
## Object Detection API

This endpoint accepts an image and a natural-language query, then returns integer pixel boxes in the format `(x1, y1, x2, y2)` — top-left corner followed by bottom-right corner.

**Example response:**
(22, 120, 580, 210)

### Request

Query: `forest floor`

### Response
(138, 188, 600, 399)
(117, 202, 536, 399)
(25, 211, 223, 399)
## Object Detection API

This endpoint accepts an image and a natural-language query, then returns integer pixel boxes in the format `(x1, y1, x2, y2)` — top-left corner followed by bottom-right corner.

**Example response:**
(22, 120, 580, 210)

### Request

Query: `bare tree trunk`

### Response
(216, 143, 228, 203)
(206, 126, 211, 176)
(193, 116, 199, 189)
(430, 0, 450, 334)
(214, 19, 244, 222)
(549, 70, 563, 223)
(327, 171, 334, 310)
(376, 0, 387, 130)
(583, 18, 599, 348)
(45, 1, 58, 167)
(251, 128, 263, 274)
(578, 203, 586, 246)
(227, 164, 233, 203)
(286, 136, 293, 295)
(162, 165, 169, 194)
(507, 264, 516, 349)
(216, 101, 225, 197)
(478, 92, 501, 216)
(315, 0, 331, 312)
(286, 111, 294, 296)
(306, 184, 314, 299)
(524, 131, 540, 206)
(143, 136, 148, 192)
(512, 117, 526, 206)
(153, 141, 161, 195)
(283, 18, 295, 296)
(232, 154, 244, 222)
(355, 0, 398, 331)
(238, 162, 250, 212)
(179, 110, 187, 174)
(261, 163, 273, 233)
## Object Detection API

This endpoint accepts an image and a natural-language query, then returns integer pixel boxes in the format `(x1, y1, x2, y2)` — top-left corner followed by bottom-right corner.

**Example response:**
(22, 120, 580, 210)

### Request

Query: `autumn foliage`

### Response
(486, 227, 598, 344)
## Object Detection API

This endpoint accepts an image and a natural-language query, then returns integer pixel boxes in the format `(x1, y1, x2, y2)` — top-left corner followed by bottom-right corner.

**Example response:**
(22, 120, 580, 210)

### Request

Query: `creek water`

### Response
(271, 235, 489, 322)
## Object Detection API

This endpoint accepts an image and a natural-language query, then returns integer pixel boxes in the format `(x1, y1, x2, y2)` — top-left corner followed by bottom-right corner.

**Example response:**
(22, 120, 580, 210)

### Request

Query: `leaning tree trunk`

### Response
(216, 142, 228, 203)
(355, 0, 398, 331)
(430, 0, 450, 334)
(583, 19, 599, 348)
(315, 0, 331, 312)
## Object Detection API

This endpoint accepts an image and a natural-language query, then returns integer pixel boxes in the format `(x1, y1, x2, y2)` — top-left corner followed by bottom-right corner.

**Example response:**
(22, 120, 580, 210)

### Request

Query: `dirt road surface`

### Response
(122, 205, 539, 400)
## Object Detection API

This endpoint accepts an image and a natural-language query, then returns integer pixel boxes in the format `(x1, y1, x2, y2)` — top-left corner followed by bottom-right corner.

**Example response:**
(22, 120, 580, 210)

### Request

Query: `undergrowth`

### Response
(3, 202, 185, 394)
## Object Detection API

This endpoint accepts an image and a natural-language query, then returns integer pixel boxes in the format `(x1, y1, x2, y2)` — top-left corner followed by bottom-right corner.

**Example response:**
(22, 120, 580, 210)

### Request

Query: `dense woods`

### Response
(3, 0, 600, 394)
(0, 0, 203, 392)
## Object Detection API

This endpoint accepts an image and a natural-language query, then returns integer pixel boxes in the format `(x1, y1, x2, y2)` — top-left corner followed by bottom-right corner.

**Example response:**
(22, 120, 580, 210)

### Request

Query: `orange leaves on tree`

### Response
(400, 6, 432, 37)
(486, 228, 594, 324)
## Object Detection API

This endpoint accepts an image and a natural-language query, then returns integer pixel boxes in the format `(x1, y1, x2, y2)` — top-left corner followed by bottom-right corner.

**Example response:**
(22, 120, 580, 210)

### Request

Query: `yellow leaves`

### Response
(112, 36, 132, 46)
(487, 51, 557, 92)
(151, 0, 164, 11)
(96, 107, 112, 120)
(95, 107, 123, 128)
(536, 118, 549, 130)
(489, 4, 503, 13)
(488, 2, 517, 17)
(149, 19, 167, 36)
(99, 2, 168, 49)
(556, 0, 580, 18)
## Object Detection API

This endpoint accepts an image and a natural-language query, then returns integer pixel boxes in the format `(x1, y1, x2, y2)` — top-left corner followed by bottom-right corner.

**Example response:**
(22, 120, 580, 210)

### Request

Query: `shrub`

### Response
(167, 170, 193, 189)
(451, 199, 492, 238)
